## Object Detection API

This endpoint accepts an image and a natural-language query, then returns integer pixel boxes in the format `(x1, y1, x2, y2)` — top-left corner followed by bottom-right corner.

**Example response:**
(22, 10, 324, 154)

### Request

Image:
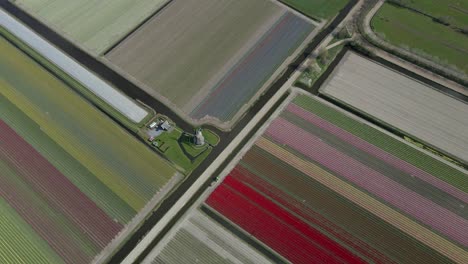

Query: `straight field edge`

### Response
(307, 44, 468, 170)
(128, 92, 292, 264)
(358, 0, 468, 87)
(200, 205, 287, 263)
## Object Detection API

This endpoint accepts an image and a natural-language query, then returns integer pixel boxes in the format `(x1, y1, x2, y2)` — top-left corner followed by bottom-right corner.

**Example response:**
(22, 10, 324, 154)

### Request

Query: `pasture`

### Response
(372, 2, 468, 74)
(0, 35, 180, 263)
(15, 0, 170, 55)
(388, 0, 468, 29)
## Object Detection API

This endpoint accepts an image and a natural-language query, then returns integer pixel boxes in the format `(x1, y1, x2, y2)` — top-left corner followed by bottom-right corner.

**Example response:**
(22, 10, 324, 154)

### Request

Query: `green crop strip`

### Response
(293, 95, 467, 192)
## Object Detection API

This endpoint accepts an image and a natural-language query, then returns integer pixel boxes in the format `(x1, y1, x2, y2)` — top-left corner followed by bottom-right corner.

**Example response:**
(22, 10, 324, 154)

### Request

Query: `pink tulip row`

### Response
(265, 118, 468, 246)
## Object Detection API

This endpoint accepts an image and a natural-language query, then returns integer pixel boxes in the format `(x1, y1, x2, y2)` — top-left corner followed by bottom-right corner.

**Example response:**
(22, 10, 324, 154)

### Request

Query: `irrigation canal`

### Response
(0, 0, 358, 262)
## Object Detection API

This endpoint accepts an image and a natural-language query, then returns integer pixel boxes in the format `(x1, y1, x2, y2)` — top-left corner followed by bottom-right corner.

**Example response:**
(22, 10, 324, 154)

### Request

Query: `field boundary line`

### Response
(255, 136, 468, 263)
(121, 74, 296, 264)
(93, 172, 183, 264)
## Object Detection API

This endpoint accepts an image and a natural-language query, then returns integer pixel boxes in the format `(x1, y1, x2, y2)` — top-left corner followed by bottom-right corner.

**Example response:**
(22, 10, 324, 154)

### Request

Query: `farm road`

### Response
(0, 0, 359, 262)
(122, 1, 362, 263)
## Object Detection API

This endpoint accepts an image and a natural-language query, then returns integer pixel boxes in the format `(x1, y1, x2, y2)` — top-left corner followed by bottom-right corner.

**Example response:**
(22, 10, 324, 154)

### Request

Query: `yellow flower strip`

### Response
(256, 137, 468, 263)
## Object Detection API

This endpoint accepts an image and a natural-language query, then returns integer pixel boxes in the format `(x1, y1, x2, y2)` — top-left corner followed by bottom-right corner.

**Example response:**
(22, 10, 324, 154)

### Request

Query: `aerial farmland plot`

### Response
(0, 35, 182, 263)
(143, 92, 468, 263)
(371, 0, 468, 74)
(144, 209, 278, 263)
(320, 51, 468, 164)
(279, 0, 350, 20)
(105, 0, 316, 130)
(13, 0, 171, 55)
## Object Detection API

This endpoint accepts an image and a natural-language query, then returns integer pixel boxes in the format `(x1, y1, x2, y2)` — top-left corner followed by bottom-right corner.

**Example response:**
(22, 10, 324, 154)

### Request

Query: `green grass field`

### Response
(280, 0, 349, 19)
(389, 0, 468, 29)
(149, 128, 214, 175)
(372, 3, 468, 74)
(203, 129, 220, 146)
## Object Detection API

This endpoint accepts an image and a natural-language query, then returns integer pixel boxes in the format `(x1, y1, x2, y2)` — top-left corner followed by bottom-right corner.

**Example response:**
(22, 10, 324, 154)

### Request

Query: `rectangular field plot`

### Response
(320, 51, 468, 163)
(106, 0, 315, 128)
(372, 2, 468, 74)
(279, 0, 349, 19)
(15, 0, 170, 55)
(145, 209, 276, 264)
(146, 94, 467, 264)
(0, 36, 181, 264)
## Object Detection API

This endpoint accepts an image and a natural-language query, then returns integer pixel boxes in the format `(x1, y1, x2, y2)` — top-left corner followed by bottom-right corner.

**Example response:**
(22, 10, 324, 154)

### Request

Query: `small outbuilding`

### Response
(148, 121, 158, 129)
(161, 120, 171, 131)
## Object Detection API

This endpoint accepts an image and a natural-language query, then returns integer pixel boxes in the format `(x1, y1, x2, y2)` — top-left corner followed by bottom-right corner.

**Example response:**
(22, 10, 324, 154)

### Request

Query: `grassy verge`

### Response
(203, 129, 220, 146)
(279, 0, 349, 20)
(295, 41, 345, 89)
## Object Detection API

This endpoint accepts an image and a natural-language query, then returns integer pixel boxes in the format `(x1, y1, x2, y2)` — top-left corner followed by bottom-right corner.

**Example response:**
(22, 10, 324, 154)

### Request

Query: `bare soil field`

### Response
(14, 0, 170, 55)
(106, 0, 315, 129)
(320, 51, 468, 163)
